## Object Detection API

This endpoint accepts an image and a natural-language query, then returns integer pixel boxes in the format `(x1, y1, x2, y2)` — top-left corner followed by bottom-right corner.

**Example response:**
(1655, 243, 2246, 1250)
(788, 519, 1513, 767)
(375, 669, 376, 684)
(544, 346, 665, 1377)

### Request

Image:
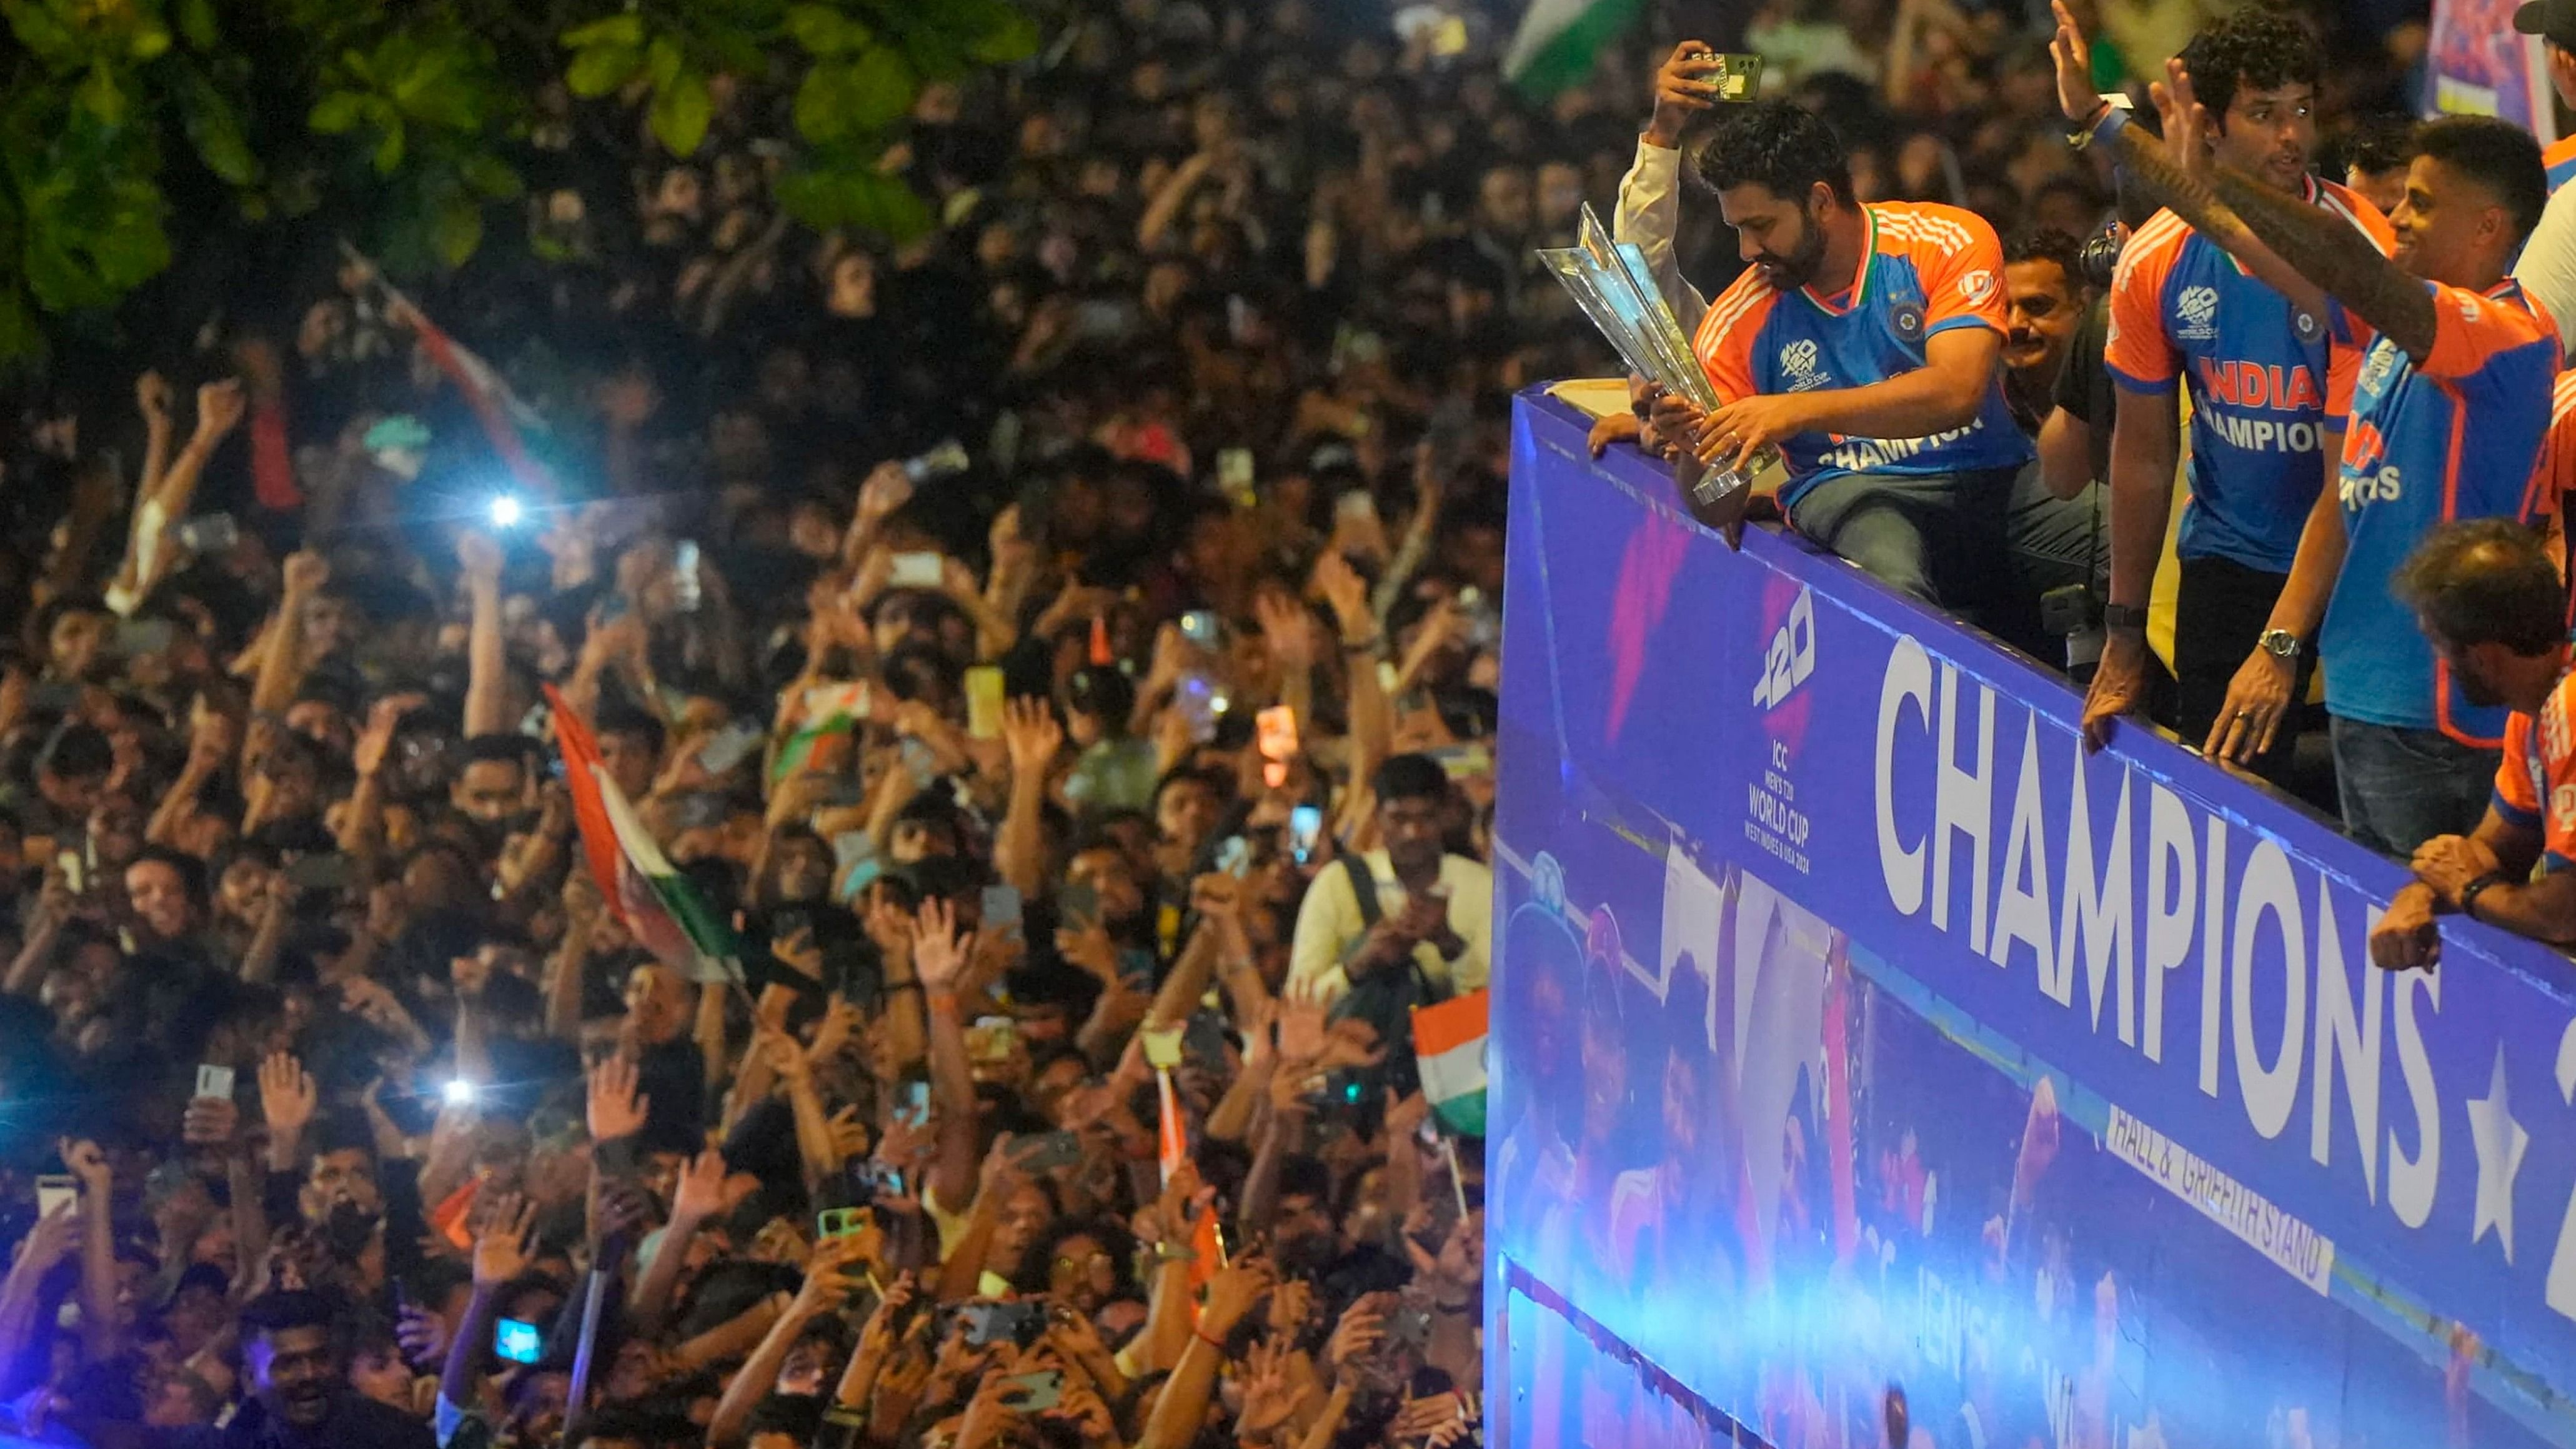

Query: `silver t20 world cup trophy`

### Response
(1539, 52, 1771, 531)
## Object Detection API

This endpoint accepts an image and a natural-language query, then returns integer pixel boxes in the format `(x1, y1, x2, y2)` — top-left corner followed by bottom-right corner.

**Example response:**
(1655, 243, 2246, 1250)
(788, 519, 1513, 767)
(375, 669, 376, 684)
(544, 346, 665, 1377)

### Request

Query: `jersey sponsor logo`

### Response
(1779, 339, 1829, 391)
(2337, 463, 2402, 507)
(2176, 286, 2219, 342)
(2554, 781, 2576, 834)
(2194, 359, 2325, 414)
(1752, 586, 1817, 710)
(2457, 292, 2485, 322)
(1957, 269, 1996, 305)
(2359, 344, 2399, 394)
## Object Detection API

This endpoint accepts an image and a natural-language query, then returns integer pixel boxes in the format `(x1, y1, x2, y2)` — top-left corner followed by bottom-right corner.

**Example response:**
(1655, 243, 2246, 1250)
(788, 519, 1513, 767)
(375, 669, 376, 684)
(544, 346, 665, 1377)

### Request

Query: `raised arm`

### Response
(2051, 2, 2433, 359)
(915, 898, 983, 1217)
(1135, 1259, 1274, 1449)
(1619, 42, 1724, 331)
(629, 1150, 725, 1332)
(995, 699, 1062, 900)
(709, 1236, 867, 1447)
(65, 1139, 119, 1363)
(111, 379, 246, 610)
(457, 530, 510, 738)
(442, 1194, 535, 1419)
(251, 552, 329, 717)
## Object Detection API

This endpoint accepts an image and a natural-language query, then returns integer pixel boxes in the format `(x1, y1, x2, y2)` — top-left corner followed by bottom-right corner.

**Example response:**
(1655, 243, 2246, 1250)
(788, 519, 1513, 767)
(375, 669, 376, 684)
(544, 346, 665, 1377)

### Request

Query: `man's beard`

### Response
(1754, 211, 1830, 290)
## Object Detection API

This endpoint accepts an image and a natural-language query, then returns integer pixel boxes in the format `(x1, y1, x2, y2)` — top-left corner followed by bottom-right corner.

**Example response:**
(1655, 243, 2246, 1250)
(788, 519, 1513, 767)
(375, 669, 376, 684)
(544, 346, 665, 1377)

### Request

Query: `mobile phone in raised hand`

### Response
(494, 1318, 544, 1365)
(998, 1370, 1063, 1413)
(816, 1207, 873, 1240)
(889, 552, 945, 589)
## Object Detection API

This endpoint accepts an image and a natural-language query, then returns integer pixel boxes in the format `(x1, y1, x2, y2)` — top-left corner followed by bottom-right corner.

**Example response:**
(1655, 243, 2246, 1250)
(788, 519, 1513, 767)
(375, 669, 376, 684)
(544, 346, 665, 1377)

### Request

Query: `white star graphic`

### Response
(2467, 1045, 2532, 1263)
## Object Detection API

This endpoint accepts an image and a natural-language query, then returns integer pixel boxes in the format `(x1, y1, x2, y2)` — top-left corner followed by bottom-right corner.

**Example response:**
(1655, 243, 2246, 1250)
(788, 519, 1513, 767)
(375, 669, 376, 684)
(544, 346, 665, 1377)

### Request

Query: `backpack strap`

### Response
(1342, 855, 1384, 930)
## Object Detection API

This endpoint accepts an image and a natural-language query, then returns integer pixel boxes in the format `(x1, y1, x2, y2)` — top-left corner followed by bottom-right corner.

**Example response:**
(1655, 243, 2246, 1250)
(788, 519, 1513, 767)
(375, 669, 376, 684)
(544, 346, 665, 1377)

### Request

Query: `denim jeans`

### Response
(1787, 466, 2024, 631)
(2329, 715, 2498, 857)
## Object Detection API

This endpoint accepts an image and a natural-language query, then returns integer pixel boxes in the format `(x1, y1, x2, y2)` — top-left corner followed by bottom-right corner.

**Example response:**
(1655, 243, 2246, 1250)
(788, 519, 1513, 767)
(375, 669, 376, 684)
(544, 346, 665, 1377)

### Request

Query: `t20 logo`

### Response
(1753, 586, 1817, 710)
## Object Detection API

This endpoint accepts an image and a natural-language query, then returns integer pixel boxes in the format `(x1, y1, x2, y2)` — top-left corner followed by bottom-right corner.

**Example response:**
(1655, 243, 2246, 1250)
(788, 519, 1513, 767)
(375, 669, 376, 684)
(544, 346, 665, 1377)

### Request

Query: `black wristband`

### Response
(2102, 603, 2149, 632)
(2459, 872, 2509, 920)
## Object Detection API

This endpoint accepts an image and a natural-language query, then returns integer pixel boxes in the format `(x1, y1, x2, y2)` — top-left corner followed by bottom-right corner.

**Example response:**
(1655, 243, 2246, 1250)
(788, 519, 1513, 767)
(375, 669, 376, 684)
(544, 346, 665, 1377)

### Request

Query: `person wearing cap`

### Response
(2514, 0, 2576, 192)
(2512, 0, 2576, 352)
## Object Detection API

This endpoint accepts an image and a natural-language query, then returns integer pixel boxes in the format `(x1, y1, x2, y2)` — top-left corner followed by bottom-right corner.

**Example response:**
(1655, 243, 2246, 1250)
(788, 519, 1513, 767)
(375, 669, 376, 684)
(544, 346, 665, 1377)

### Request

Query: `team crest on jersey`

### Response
(1892, 301, 1924, 339)
(1779, 339, 1828, 390)
(2294, 309, 2320, 340)
(2177, 286, 2219, 341)
(1957, 269, 1996, 304)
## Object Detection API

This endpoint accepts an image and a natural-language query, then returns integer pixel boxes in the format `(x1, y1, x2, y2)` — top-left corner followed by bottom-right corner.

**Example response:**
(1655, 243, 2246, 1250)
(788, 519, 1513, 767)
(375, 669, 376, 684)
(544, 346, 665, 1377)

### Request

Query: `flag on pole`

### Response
(341, 241, 558, 500)
(547, 685, 740, 983)
(1501, 0, 1648, 97)
(769, 682, 868, 788)
(1413, 988, 1489, 1137)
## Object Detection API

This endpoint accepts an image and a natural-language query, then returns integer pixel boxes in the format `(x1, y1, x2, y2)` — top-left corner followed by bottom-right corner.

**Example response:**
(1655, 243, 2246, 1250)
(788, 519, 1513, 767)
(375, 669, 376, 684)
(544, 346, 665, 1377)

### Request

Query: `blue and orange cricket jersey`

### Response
(1690, 200, 2031, 510)
(2323, 277, 2564, 746)
(2493, 669, 2576, 872)
(2104, 182, 2394, 573)
(2546, 134, 2576, 196)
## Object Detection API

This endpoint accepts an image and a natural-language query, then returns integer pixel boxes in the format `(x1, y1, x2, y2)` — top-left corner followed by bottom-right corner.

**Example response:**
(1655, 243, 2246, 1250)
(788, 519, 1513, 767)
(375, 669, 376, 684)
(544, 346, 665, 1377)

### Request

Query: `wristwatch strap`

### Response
(2102, 603, 2149, 632)
(2460, 872, 2509, 921)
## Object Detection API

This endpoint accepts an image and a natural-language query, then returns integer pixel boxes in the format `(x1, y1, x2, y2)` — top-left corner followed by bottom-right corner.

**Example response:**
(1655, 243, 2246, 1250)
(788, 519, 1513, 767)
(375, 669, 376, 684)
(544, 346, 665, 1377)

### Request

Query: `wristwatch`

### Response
(2460, 872, 2509, 921)
(2102, 603, 2148, 634)
(2258, 628, 2302, 660)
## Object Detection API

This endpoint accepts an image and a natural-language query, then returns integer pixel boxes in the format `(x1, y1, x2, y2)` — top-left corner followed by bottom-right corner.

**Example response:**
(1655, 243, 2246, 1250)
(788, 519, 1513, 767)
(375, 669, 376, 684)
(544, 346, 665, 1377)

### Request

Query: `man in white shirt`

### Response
(1613, 43, 1726, 332)
(2510, 0, 2576, 350)
(1287, 754, 1494, 1001)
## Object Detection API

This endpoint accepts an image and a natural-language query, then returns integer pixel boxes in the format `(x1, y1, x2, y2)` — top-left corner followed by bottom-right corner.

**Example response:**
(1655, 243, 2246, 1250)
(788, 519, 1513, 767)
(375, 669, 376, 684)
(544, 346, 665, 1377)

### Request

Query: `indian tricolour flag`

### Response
(1412, 988, 1489, 1137)
(546, 685, 741, 983)
(1502, 0, 1646, 97)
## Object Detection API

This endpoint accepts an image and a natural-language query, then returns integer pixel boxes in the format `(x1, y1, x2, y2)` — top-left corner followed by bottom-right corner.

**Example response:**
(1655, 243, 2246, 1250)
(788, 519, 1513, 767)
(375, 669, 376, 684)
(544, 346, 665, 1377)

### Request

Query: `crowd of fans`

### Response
(0, 0, 2544, 1443)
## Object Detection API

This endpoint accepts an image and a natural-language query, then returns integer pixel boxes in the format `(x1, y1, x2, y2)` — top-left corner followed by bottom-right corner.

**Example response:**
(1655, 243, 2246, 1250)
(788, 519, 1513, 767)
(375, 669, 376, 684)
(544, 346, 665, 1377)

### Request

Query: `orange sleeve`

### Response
(2102, 230, 2181, 392)
(2496, 714, 2542, 825)
(2325, 336, 2361, 421)
(1906, 206, 2008, 338)
(2425, 281, 2554, 381)
(2531, 380, 2576, 524)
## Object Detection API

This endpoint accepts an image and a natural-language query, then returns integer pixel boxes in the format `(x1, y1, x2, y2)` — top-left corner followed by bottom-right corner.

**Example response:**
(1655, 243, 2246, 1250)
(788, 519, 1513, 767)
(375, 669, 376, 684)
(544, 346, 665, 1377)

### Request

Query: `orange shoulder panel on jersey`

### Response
(2424, 281, 2556, 382)
(2102, 212, 2192, 389)
(2314, 179, 2397, 254)
(1874, 201, 2005, 334)
(2496, 712, 2542, 820)
(2547, 134, 2576, 177)
(2524, 370, 2576, 522)
(1693, 269, 1777, 406)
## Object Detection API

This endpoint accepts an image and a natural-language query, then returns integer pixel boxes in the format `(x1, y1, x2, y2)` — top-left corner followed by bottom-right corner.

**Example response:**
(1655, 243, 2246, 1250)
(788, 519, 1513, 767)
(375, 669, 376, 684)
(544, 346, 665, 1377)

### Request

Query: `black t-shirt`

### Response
(2051, 296, 2118, 489)
(634, 1034, 707, 1153)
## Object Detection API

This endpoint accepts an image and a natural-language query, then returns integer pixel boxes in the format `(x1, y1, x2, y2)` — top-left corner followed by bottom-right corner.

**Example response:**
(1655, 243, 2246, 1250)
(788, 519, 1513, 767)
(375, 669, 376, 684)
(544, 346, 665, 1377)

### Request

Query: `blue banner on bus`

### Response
(1490, 391, 2576, 1448)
